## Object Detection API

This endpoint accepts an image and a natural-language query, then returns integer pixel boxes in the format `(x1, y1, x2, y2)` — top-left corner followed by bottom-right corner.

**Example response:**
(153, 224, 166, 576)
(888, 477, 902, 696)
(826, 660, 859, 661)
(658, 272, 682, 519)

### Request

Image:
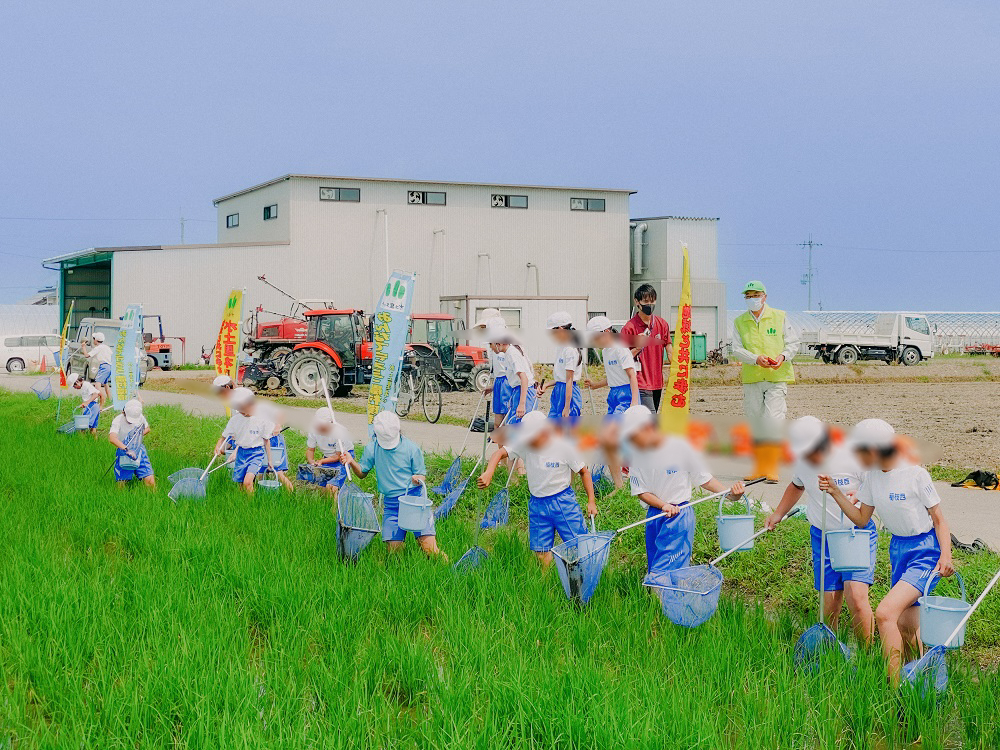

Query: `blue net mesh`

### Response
(431, 457, 462, 496)
(480, 489, 510, 529)
(296, 463, 343, 485)
(643, 565, 724, 628)
(57, 420, 78, 434)
(433, 478, 469, 520)
(794, 624, 852, 673)
(902, 647, 948, 697)
(168, 476, 207, 502)
(453, 545, 489, 574)
(337, 483, 380, 562)
(169, 467, 204, 484)
(589, 464, 616, 499)
(32, 378, 52, 400)
(552, 531, 615, 606)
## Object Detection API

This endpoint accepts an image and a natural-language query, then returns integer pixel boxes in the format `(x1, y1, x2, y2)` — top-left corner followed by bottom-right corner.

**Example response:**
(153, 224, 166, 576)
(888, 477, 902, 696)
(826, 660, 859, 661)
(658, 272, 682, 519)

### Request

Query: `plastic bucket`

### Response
(826, 516, 871, 572)
(119, 453, 140, 470)
(919, 572, 970, 649)
(717, 495, 755, 552)
(74, 413, 90, 430)
(398, 485, 433, 532)
(269, 436, 287, 468)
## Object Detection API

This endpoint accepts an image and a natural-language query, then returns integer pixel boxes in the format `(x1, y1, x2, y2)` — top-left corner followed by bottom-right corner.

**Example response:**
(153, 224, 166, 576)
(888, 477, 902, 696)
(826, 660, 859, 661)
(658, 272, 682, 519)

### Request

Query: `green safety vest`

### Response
(734, 307, 795, 384)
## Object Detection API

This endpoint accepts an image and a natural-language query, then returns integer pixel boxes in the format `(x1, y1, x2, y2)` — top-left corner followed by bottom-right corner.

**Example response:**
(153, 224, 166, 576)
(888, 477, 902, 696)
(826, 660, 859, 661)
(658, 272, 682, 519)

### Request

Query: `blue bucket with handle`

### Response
(717, 495, 755, 552)
(74, 413, 90, 431)
(398, 483, 433, 532)
(119, 452, 140, 470)
(919, 572, 970, 649)
(826, 511, 871, 572)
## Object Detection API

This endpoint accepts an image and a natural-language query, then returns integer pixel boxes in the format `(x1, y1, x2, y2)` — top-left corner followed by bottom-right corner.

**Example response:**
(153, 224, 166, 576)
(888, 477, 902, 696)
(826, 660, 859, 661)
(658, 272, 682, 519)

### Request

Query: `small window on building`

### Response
(492, 194, 528, 209)
(263, 205, 278, 220)
(571, 198, 605, 212)
(407, 190, 447, 206)
(319, 187, 361, 202)
(226, 213, 239, 228)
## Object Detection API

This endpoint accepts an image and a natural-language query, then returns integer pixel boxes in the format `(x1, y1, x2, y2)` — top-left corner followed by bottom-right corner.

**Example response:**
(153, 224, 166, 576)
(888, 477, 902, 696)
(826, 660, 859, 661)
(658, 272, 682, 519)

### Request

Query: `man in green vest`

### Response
(731, 281, 799, 482)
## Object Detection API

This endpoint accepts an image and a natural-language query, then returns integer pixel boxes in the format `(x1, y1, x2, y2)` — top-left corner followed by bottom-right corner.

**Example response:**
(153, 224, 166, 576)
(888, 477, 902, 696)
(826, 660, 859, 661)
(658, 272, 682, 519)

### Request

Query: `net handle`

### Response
(710, 507, 801, 566)
(615, 478, 767, 535)
(199, 454, 220, 482)
(458, 390, 486, 457)
(941, 567, 1000, 647)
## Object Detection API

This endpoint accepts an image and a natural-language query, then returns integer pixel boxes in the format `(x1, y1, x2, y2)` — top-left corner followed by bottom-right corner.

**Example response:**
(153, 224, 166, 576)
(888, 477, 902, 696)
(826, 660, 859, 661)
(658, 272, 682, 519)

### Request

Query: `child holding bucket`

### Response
(305, 407, 355, 496)
(486, 329, 537, 427)
(345, 411, 444, 558)
(108, 399, 154, 488)
(766, 416, 876, 645)
(583, 316, 640, 488)
(619, 405, 745, 575)
(538, 311, 583, 430)
(68, 373, 101, 437)
(477, 411, 598, 568)
(477, 312, 512, 433)
(80, 331, 114, 404)
(818, 418, 955, 683)
(213, 387, 275, 495)
(255, 399, 294, 492)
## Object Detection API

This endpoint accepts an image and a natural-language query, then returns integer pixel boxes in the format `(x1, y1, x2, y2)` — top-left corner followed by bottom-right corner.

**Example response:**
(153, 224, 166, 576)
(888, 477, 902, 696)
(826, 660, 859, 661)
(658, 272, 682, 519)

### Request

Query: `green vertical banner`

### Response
(367, 270, 416, 438)
(113, 304, 142, 410)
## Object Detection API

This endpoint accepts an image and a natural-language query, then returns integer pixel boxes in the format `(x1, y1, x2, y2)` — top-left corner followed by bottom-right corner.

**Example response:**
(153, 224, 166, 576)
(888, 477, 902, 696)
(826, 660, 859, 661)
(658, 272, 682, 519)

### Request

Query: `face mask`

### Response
(639, 304, 655, 316)
(745, 297, 764, 312)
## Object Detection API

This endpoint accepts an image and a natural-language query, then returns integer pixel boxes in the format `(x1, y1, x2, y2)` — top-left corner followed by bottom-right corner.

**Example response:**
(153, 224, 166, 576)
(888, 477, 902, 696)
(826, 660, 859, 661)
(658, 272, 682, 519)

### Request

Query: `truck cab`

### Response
(805, 312, 935, 366)
(65, 317, 149, 384)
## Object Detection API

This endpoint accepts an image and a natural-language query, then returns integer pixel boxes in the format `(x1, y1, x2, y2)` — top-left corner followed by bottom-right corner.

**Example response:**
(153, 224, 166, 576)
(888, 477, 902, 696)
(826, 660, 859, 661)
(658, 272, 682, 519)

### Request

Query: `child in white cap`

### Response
(212, 374, 237, 456)
(478, 314, 511, 433)
(539, 311, 583, 430)
(345, 411, 444, 558)
(486, 328, 537, 427)
(81, 331, 114, 403)
(68, 372, 101, 437)
(477, 410, 598, 568)
(620, 405, 744, 575)
(108, 399, 154, 487)
(304, 407, 355, 495)
(819, 418, 955, 684)
(253, 397, 294, 492)
(213, 387, 275, 494)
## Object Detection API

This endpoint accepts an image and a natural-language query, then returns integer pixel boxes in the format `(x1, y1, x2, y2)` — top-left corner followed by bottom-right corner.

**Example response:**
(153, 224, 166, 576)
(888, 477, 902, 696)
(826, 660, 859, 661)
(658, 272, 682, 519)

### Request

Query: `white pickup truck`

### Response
(802, 313, 935, 366)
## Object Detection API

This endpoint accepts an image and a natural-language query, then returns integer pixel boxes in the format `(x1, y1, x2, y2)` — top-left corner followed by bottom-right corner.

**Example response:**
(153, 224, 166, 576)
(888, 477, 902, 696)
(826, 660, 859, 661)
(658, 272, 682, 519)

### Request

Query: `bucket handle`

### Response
(718, 489, 751, 517)
(922, 570, 966, 601)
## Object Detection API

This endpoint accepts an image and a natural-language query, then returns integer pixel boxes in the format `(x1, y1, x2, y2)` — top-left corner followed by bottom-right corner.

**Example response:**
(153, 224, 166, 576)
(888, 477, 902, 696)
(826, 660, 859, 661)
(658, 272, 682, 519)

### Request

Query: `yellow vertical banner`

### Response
(660, 243, 692, 436)
(58, 300, 74, 387)
(214, 290, 244, 414)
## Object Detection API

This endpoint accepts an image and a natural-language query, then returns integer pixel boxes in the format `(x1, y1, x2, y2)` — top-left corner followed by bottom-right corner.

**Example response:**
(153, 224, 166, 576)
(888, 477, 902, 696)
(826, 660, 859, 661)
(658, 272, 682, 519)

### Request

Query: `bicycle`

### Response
(395, 350, 443, 424)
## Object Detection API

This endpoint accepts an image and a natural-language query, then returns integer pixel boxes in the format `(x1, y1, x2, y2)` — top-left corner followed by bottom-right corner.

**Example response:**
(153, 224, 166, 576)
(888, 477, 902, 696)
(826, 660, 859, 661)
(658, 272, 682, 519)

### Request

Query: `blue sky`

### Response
(3, 1, 998, 310)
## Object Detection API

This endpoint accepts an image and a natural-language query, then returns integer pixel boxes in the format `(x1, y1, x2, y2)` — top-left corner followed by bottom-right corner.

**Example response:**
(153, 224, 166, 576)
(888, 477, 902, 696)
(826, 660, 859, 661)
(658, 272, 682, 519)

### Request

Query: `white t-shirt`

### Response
(110, 414, 148, 443)
(255, 400, 282, 436)
(858, 463, 941, 537)
(553, 346, 582, 382)
(508, 436, 585, 498)
(629, 436, 713, 509)
(792, 444, 866, 531)
(504, 346, 534, 384)
(79, 381, 99, 405)
(489, 350, 507, 380)
(307, 423, 355, 458)
(222, 411, 274, 449)
(602, 344, 638, 387)
(89, 343, 113, 367)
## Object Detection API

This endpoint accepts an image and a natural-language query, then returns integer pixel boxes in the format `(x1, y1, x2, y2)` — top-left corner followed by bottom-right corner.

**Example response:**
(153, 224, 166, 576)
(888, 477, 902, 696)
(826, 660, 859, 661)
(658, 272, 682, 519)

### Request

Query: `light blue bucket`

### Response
(398, 484, 433, 532)
(919, 572, 970, 649)
(257, 470, 281, 492)
(269, 436, 287, 468)
(826, 512, 871, 572)
(73, 413, 90, 431)
(717, 495, 755, 552)
(119, 453, 140, 470)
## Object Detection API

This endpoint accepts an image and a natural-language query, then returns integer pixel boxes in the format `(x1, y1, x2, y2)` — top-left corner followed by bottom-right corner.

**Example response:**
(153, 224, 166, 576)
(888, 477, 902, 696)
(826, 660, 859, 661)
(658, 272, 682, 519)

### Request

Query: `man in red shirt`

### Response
(621, 284, 671, 413)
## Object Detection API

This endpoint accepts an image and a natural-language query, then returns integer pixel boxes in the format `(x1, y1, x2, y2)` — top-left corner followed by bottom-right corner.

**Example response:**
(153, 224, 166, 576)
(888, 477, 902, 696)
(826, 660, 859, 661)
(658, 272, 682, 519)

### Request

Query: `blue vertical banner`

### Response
(113, 304, 142, 410)
(367, 271, 416, 437)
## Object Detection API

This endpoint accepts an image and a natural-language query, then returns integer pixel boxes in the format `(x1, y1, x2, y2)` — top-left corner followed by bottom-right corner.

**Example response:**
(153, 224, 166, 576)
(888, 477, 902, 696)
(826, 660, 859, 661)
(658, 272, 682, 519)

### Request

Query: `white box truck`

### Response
(802, 313, 935, 366)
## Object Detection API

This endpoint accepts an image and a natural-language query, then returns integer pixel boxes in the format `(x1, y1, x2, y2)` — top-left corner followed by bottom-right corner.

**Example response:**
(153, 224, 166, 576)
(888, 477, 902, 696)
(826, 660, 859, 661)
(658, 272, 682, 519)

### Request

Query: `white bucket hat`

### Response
(212, 374, 233, 389)
(475, 308, 502, 328)
(512, 410, 549, 448)
(619, 404, 654, 442)
(229, 386, 255, 410)
(123, 399, 144, 425)
(850, 418, 895, 450)
(545, 311, 573, 330)
(93, 331, 105, 343)
(373, 411, 401, 450)
(67, 373, 80, 387)
(788, 415, 827, 458)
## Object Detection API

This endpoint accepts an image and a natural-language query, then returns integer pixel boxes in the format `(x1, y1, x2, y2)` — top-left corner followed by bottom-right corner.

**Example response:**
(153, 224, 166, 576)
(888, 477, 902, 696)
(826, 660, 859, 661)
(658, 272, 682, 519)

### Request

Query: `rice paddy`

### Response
(2, 391, 999, 749)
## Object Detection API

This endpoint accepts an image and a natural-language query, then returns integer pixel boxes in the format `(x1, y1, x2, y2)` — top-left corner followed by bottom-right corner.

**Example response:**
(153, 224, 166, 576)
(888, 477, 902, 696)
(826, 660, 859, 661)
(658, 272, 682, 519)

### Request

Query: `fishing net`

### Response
(296, 463, 343, 486)
(552, 530, 615, 607)
(433, 479, 469, 521)
(169, 467, 205, 484)
(57, 420, 78, 434)
(168, 474, 208, 502)
(480, 488, 510, 529)
(31, 378, 52, 400)
(902, 647, 948, 697)
(336, 482, 380, 562)
(453, 545, 489, 574)
(431, 457, 462, 496)
(793, 623, 852, 673)
(642, 565, 724, 628)
(589, 464, 616, 499)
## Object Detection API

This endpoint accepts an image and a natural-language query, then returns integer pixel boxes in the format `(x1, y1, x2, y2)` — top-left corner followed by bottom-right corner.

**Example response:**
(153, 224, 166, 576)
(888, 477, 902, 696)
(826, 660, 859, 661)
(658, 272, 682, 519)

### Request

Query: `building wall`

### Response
(215, 180, 291, 244)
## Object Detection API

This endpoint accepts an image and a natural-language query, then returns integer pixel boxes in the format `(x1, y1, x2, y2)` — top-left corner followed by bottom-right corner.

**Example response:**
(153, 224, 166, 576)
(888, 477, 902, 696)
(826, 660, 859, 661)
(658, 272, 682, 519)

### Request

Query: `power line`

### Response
(0, 216, 215, 223)
(723, 241, 1000, 255)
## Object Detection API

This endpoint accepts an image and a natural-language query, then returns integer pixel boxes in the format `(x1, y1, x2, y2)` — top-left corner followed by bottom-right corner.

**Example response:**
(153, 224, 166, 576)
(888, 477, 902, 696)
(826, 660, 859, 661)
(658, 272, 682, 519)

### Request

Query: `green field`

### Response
(2, 391, 999, 749)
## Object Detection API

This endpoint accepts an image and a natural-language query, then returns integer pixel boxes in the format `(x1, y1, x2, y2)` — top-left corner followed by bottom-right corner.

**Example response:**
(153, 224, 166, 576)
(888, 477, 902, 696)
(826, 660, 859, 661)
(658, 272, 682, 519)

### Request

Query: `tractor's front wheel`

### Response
(285, 350, 340, 398)
(470, 363, 491, 393)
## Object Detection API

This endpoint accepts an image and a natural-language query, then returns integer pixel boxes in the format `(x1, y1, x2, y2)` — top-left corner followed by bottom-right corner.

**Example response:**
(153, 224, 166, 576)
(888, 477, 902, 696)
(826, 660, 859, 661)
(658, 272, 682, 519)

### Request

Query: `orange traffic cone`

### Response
(39, 355, 47, 373)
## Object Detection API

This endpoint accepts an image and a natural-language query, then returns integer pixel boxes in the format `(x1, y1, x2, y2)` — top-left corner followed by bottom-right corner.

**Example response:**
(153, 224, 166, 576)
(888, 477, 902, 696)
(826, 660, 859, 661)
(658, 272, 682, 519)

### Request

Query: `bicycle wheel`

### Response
(396, 373, 414, 417)
(422, 376, 442, 424)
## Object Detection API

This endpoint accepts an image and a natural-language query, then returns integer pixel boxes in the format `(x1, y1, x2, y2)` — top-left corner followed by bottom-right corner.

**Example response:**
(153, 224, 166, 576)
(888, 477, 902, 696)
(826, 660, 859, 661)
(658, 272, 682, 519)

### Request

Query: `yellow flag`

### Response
(214, 289, 244, 415)
(58, 300, 74, 386)
(660, 243, 693, 436)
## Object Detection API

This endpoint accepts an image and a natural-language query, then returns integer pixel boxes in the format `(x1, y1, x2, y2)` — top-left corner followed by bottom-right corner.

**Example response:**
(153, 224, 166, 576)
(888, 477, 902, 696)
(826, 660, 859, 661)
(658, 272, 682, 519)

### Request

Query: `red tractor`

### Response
(283, 309, 372, 398)
(408, 313, 490, 391)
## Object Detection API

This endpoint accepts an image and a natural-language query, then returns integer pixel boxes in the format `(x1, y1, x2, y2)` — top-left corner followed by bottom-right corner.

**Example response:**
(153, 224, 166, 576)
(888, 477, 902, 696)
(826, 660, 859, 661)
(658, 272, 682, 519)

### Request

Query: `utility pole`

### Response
(180, 211, 186, 244)
(799, 234, 822, 310)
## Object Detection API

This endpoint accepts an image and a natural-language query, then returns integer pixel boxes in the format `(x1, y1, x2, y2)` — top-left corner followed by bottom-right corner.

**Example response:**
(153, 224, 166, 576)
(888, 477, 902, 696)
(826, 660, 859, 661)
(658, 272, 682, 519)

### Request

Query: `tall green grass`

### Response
(1, 391, 998, 748)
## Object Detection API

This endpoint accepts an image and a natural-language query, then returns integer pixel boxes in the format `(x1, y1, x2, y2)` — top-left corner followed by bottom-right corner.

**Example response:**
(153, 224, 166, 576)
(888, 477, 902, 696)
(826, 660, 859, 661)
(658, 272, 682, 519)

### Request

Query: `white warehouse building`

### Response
(44, 174, 725, 362)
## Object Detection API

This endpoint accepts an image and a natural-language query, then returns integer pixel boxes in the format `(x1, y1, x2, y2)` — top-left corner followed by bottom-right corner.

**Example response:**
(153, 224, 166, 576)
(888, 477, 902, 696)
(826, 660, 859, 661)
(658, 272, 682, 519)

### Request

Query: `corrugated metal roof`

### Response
(213, 174, 636, 204)
(42, 242, 285, 265)
(630, 215, 720, 222)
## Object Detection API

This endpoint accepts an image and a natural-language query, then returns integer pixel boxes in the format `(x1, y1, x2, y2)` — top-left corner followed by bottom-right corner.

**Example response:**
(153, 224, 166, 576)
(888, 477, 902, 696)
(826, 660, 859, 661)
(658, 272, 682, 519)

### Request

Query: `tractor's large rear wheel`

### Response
(285, 350, 340, 399)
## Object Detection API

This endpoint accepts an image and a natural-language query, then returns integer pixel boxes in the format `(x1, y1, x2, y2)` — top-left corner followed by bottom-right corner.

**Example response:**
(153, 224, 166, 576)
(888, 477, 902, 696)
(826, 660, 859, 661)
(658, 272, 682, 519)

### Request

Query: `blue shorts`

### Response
(96, 363, 112, 385)
(267, 434, 289, 472)
(505, 384, 538, 426)
(492, 376, 512, 416)
(233, 445, 268, 483)
(114, 446, 153, 481)
(547, 381, 582, 426)
(810, 522, 877, 591)
(84, 400, 100, 429)
(382, 484, 436, 542)
(889, 529, 940, 593)
(606, 384, 633, 418)
(645, 505, 696, 574)
(528, 486, 587, 552)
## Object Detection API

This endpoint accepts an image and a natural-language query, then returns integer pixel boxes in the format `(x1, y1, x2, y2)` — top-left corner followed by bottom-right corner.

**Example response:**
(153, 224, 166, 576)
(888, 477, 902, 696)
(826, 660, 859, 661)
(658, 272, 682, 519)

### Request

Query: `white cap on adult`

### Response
(850, 418, 895, 450)
(372, 411, 401, 450)
(545, 311, 573, 330)
(619, 404, 654, 442)
(212, 374, 233, 389)
(788, 415, 827, 459)
(124, 399, 144, 424)
(511, 410, 549, 448)
(229, 386, 255, 410)
(93, 331, 105, 343)
(67, 373, 80, 387)
(475, 308, 502, 328)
